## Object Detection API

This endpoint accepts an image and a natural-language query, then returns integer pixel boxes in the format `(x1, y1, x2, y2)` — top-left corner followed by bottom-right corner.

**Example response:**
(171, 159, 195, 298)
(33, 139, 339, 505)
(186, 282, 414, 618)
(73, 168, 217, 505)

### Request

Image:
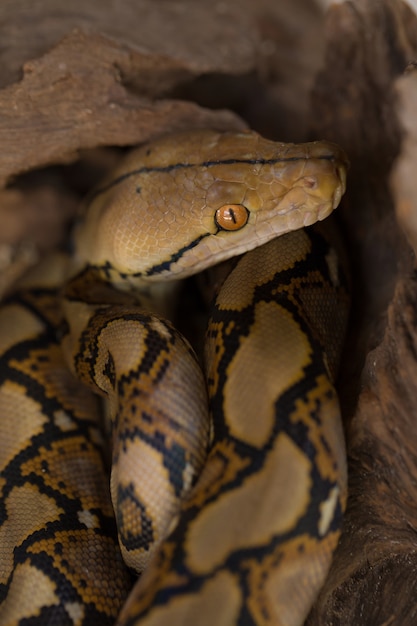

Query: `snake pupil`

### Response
(215, 204, 249, 231)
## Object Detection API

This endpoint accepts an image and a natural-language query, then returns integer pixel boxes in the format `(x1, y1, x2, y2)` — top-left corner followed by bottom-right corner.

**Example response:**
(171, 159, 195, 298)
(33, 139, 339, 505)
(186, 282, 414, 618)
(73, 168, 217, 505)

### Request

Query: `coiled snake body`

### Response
(0, 130, 349, 625)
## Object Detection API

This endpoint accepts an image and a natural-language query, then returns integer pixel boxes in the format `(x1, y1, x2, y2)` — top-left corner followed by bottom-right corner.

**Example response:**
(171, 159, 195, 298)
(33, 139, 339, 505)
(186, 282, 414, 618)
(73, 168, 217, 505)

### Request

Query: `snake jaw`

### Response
(70, 130, 348, 284)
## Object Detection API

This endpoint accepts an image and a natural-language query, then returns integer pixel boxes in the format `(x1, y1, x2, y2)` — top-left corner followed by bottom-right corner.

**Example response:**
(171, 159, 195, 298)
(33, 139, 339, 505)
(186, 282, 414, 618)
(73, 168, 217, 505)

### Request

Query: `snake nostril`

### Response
(302, 177, 318, 189)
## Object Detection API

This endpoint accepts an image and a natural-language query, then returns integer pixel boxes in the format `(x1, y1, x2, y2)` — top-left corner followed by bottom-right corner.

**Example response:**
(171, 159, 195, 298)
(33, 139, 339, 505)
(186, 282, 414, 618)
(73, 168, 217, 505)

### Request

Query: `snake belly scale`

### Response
(0, 129, 349, 626)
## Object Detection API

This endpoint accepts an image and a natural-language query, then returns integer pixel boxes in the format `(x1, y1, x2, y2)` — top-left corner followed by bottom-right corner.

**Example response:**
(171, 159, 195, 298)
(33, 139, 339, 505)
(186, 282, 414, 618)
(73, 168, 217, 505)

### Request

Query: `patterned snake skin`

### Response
(0, 129, 349, 626)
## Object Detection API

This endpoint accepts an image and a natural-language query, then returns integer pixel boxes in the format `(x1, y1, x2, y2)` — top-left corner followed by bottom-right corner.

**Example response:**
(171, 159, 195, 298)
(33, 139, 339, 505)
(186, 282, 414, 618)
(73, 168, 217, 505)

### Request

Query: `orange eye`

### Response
(214, 204, 249, 231)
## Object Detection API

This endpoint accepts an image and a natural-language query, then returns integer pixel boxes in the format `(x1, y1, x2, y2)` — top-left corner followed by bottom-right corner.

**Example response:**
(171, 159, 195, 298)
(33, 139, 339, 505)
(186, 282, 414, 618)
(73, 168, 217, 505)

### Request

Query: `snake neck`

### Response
(63, 264, 182, 319)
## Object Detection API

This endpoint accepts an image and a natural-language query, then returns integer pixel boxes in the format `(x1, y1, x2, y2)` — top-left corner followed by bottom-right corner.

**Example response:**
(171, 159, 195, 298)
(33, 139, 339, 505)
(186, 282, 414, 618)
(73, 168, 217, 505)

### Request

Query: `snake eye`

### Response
(214, 204, 249, 231)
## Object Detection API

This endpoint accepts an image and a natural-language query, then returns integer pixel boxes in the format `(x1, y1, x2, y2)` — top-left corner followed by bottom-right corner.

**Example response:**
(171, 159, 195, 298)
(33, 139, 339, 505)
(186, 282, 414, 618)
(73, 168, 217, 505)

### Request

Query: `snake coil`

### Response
(0, 129, 349, 626)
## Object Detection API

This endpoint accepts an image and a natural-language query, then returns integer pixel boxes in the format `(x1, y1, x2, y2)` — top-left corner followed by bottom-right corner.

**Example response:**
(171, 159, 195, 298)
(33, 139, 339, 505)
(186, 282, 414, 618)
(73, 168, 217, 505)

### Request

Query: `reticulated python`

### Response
(0, 129, 349, 626)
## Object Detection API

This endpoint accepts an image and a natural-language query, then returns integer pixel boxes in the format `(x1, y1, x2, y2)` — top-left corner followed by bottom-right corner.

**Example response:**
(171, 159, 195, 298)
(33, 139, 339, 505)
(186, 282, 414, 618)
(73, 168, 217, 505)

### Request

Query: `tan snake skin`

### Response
(0, 129, 349, 626)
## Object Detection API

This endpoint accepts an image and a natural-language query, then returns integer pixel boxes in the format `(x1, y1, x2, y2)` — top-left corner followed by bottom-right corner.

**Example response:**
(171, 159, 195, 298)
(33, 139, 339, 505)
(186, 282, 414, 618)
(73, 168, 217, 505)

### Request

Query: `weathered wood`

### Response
(307, 2, 417, 623)
(0, 31, 247, 186)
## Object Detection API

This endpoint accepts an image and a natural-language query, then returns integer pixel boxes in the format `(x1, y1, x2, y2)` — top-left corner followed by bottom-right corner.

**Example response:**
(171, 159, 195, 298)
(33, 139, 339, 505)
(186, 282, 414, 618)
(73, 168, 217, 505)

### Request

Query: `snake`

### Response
(0, 129, 349, 626)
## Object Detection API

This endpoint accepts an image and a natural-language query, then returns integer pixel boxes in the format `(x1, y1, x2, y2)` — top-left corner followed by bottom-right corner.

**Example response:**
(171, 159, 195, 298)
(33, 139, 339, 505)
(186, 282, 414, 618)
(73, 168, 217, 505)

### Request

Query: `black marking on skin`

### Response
(116, 482, 154, 551)
(87, 210, 346, 288)
(0, 305, 112, 506)
(142, 461, 342, 623)
(152, 357, 170, 384)
(178, 230, 344, 503)
(1, 288, 60, 330)
(0, 361, 106, 508)
(162, 441, 187, 498)
(129, 462, 342, 626)
(69, 232, 213, 285)
(116, 416, 188, 497)
(100, 228, 348, 625)
(0, 288, 132, 616)
(74, 309, 165, 388)
(138, 410, 181, 436)
(89, 153, 340, 201)
(74, 307, 191, 500)
(142, 411, 152, 423)
(127, 428, 188, 498)
(325, 387, 335, 400)
(319, 430, 336, 466)
(113, 328, 172, 393)
(138, 327, 170, 375)
(10, 543, 120, 623)
(144, 232, 211, 277)
(102, 260, 113, 280)
(103, 351, 116, 388)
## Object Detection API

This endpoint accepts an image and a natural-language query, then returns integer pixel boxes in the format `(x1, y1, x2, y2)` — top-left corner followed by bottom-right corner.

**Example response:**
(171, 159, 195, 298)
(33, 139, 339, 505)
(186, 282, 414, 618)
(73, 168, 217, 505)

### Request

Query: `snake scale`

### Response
(0, 129, 349, 626)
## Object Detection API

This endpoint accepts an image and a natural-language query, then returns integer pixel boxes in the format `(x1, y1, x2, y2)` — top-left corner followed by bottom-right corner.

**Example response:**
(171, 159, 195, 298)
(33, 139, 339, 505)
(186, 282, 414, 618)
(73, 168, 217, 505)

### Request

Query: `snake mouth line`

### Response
(142, 233, 211, 277)
(92, 190, 343, 281)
